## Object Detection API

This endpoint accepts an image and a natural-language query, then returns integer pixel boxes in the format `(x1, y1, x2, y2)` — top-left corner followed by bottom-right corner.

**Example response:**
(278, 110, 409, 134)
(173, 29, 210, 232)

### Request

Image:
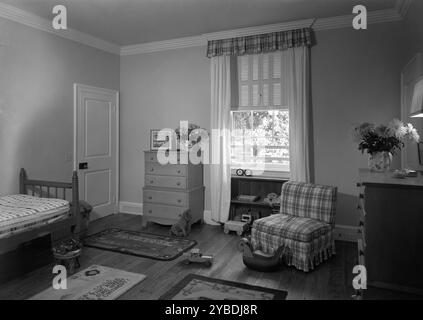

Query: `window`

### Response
(231, 110, 289, 172)
(231, 53, 289, 174)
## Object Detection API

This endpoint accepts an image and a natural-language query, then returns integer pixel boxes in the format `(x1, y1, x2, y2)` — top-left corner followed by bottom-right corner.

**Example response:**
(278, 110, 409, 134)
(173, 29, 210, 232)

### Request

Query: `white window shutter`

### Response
(263, 54, 269, 80)
(263, 84, 269, 107)
(272, 53, 281, 79)
(252, 55, 259, 81)
(237, 52, 285, 109)
(240, 56, 249, 81)
(240, 85, 249, 107)
(252, 84, 260, 106)
(273, 83, 282, 106)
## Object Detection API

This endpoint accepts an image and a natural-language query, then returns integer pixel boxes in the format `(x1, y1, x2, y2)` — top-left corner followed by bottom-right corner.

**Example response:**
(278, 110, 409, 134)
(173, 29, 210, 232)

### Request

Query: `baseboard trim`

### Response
(118, 202, 221, 226)
(334, 224, 359, 242)
(119, 201, 143, 215)
(119, 202, 359, 239)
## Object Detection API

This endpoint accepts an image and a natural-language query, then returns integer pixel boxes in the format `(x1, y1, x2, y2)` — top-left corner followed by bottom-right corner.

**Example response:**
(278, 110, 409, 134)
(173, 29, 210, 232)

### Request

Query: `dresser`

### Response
(356, 169, 423, 297)
(142, 151, 204, 227)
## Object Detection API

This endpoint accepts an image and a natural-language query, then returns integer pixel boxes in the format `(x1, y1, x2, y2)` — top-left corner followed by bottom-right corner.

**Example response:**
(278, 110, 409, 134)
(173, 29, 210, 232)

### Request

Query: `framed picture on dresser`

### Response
(150, 129, 173, 151)
(418, 142, 423, 165)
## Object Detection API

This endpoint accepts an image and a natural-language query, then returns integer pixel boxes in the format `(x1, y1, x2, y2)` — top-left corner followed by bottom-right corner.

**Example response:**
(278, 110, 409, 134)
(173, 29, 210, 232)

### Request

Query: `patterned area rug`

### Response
(83, 228, 197, 261)
(31, 265, 145, 300)
(160, 274, 288, 300)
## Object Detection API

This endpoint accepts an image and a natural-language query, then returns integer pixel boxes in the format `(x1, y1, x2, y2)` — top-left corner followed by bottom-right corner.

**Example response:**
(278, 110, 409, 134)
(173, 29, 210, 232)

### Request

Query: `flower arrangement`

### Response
(353, 119, 420, 155)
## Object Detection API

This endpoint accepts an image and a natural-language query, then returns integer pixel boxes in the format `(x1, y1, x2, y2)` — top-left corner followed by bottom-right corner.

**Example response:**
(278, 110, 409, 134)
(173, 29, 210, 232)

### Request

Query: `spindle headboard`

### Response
(19, 168, 80, 223)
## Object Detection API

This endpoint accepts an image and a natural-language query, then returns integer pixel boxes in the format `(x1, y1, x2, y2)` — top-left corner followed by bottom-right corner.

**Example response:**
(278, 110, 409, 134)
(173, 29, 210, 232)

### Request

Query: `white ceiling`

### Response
(1, 0, 397, 46)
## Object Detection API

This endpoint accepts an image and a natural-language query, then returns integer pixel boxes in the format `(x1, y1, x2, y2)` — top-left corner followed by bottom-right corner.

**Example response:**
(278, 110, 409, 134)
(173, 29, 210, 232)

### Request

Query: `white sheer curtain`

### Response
(210, 56, 232, 223)
(282, 46, 311, 182)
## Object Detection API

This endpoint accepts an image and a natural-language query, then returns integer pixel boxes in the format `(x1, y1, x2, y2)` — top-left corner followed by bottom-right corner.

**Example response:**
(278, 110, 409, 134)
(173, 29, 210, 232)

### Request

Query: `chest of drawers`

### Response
(355, 169, 423, 298)
(142, 151, 204, 227)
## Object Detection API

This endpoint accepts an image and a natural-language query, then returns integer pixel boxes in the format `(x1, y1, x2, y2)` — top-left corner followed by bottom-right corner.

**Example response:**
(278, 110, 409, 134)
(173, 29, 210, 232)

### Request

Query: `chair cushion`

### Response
(253, 214, 331, 243)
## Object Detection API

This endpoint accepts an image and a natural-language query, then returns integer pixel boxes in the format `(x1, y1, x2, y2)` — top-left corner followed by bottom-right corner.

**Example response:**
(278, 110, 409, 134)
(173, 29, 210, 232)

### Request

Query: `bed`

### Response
(0, 169, 80, 255)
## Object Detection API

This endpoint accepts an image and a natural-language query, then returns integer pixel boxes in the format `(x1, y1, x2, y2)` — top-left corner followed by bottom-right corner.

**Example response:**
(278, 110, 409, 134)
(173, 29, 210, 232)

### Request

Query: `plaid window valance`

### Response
(206, 28, 312, 58)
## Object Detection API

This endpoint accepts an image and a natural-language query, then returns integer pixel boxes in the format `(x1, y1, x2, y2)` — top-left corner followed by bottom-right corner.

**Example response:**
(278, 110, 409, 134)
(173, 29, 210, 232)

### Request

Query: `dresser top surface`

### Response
(359, 168, 423, 188)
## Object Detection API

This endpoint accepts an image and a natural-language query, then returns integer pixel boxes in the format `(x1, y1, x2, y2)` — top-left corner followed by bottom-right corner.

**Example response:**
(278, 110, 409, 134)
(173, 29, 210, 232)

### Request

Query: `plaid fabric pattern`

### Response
(253, 214, 331, 243)
(251, 227, 335, 272)
(280, 181, 337, 225)
(251, 182, 337, 272)
(206, 28, 312, 57)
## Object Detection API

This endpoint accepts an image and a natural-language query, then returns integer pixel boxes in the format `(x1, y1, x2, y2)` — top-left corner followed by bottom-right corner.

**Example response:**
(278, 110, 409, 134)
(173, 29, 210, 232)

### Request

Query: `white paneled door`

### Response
(74, 84, 119, 220)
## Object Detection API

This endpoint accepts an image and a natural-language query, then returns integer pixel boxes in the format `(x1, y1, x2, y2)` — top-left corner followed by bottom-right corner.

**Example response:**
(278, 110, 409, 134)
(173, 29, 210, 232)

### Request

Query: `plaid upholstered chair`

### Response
(251, 181, 337, 272)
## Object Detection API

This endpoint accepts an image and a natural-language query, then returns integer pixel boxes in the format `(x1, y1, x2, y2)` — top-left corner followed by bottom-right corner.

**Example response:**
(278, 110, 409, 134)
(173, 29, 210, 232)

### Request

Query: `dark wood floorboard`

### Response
(0, 213, 422, 300)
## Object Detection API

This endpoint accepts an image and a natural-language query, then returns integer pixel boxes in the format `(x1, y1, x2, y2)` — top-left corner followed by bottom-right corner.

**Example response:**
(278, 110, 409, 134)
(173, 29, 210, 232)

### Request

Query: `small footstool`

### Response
(53, 239, 82, 274)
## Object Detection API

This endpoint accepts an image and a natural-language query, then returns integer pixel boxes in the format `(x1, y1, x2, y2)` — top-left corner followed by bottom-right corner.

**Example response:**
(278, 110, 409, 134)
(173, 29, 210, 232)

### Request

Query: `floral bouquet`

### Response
(353, 119, 420, 171)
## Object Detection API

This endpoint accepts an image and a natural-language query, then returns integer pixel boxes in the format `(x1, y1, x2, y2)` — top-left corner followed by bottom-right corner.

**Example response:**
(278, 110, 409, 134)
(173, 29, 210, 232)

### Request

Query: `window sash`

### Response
(230, 110, 290, 172)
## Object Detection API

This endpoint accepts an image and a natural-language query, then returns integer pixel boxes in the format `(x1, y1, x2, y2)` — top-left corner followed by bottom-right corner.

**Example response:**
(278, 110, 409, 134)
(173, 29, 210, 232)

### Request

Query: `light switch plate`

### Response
(65, 152, 73, 162)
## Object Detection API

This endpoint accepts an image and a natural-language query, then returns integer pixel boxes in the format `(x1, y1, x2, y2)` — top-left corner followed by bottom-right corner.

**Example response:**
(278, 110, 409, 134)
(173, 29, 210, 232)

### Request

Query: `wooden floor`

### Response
(0, 213, 421, 300)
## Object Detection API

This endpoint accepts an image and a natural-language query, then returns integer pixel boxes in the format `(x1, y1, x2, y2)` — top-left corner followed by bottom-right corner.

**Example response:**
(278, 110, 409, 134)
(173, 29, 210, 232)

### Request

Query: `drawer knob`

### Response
(150, 157, 154, 161)
(177, 182, 181, 186)
(150, 180, 154, 184)
(178, 199, 181, 203)
(148, 210, 152, 214)
(177, 170, 181, 174)
(151, 168, 154, 172)
(148, 196, 152, 200)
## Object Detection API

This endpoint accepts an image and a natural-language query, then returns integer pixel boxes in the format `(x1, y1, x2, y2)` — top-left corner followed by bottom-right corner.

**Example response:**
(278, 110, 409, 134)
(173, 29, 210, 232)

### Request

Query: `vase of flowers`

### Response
(353, 119, 420, 172)
(367, 151, 392, 172)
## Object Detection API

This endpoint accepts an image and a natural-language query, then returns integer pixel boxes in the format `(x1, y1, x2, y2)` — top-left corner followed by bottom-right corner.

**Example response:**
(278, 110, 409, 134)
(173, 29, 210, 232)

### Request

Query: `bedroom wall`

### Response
(120, 21, 406, 227)
(311, 22, 406, 226)
(119, 47, 212, 212)
(0, 18, 120, 195)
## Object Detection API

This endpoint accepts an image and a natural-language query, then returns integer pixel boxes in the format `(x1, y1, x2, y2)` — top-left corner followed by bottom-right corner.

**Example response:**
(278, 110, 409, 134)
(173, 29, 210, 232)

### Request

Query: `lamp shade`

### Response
(411, 77, 423, 118)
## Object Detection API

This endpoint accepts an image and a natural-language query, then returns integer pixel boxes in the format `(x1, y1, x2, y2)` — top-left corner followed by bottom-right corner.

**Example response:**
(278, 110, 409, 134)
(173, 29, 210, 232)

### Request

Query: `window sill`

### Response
(231, 168, 290, 181)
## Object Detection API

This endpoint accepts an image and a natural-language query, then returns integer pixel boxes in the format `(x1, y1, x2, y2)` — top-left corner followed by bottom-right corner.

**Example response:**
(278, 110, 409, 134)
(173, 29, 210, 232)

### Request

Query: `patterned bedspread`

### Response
(0, 195, 70, 239)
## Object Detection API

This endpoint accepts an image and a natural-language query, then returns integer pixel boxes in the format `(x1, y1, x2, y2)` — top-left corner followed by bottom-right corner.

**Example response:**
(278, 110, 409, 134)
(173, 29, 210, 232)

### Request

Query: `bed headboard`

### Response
(19, 168, 80, 222)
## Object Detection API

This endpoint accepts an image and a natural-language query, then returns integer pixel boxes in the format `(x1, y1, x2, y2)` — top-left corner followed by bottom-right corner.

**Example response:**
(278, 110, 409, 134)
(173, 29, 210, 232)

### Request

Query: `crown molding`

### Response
(395, 0, 413, 18)
(121, 35, 205, 56)
(121, 8, 405, 56)
(0, 2, 120, 55)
